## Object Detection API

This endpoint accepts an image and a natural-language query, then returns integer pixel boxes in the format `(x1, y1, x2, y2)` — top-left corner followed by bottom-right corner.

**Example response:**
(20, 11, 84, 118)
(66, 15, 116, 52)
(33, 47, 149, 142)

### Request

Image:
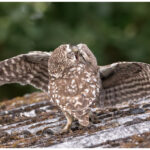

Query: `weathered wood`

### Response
(0, 92, 150, 148)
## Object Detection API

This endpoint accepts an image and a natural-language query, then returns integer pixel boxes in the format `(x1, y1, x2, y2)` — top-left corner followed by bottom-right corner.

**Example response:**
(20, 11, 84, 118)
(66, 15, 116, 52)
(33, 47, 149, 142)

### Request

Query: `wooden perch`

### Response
(0, 92, 150, 148)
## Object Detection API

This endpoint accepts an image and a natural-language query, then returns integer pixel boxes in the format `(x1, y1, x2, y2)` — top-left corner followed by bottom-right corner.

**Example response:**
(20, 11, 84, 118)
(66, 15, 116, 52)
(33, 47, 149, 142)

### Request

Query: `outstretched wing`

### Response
(0, 51, 51, 92)
(99, 62, 150, 107)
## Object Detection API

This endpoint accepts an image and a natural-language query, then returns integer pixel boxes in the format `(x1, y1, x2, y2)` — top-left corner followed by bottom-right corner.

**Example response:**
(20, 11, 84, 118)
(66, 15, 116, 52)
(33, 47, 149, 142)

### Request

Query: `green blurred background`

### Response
(0, 2, 150, 101)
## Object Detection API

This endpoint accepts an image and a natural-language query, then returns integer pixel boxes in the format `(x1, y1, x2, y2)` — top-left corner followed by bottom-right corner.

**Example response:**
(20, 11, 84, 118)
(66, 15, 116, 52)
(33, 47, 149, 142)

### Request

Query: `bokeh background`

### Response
(0, 2, 150, 101)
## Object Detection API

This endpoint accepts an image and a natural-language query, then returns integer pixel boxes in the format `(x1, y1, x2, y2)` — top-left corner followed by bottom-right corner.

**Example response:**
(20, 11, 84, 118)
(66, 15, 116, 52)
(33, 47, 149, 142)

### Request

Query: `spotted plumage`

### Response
(48, 61, 100, 127)
(47, 44, 100, 131)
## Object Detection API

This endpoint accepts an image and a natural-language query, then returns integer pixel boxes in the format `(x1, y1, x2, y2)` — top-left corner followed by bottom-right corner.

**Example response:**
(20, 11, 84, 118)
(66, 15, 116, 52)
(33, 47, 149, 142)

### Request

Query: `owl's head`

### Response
(48, 43, 98, 78)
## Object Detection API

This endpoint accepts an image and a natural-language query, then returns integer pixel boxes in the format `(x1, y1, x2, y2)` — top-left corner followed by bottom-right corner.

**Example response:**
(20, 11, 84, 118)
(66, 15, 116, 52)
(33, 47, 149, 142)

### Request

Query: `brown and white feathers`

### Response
(0, 51, 51, 92)
(99, 62, 150, 107)
(0, 44, 100, 130)
(48, 44, 100, 127)
(1, 44, 150, 131)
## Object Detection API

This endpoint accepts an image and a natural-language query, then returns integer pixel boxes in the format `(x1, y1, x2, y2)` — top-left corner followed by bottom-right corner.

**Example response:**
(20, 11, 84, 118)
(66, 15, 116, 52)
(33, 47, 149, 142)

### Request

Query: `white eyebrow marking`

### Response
(77, 43, 83, 50)
(66, 44, 72, 53)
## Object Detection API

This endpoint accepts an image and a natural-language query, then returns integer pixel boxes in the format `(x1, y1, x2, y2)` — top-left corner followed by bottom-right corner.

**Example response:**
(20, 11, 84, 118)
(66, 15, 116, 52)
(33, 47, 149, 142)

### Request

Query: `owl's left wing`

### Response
(99, 62, 150, 107)
(0, 51, 52, 92)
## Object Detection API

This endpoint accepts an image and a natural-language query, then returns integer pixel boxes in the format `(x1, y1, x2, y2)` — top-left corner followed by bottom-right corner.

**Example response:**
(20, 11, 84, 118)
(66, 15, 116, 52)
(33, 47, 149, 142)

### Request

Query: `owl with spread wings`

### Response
(0, 43, 150, 133)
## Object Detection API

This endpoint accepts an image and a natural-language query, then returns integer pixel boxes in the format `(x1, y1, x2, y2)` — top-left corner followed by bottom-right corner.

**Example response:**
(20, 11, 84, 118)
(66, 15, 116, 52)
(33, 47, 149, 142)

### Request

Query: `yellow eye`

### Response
(67, 52, 74, 59)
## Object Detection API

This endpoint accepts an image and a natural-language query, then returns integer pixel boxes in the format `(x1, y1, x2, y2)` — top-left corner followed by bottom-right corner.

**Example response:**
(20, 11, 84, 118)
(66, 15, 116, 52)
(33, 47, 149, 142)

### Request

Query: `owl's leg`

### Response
(61, 111, 73, 133)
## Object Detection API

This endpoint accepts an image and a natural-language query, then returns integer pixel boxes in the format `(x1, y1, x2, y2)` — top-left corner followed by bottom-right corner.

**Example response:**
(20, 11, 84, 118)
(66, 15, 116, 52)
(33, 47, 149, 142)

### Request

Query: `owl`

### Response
(47, 44, 100, 132)
(0, 44, 100, 133)
(1, 44, 150, 133)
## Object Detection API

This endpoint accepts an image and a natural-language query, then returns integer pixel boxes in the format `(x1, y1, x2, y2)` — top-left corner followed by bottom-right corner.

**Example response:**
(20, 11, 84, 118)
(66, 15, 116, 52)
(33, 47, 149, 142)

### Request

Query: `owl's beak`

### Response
(72, 46, 79, 53)
(71, 46, 79, 60)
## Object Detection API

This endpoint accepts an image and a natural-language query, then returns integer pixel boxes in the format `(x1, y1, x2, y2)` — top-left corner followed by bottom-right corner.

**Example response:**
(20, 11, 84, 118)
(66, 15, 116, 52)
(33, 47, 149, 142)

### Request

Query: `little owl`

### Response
(1, 44, 150, 133)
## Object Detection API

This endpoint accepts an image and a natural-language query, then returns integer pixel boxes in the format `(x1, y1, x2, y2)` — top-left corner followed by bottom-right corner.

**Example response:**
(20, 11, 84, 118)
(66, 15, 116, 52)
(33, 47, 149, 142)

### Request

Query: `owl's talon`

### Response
(60, 128, 70, 134)
(60, 111, 73, 134)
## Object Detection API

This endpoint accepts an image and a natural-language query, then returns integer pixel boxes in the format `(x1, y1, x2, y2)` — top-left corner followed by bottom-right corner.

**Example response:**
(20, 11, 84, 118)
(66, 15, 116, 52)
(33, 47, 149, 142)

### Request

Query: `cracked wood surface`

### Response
(1, 92, 150, 148)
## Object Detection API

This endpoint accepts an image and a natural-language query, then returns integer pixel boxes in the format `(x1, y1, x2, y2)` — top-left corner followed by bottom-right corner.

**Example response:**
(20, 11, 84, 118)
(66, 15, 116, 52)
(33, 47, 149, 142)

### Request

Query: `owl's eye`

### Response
(67, 52, 75, 59)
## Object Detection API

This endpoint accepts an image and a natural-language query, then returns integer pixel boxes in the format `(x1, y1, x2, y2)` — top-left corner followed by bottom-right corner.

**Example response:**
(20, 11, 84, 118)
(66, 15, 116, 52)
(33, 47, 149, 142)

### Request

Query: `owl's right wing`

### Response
(0, 51, 51, 92)
(99, 62, 150, 107)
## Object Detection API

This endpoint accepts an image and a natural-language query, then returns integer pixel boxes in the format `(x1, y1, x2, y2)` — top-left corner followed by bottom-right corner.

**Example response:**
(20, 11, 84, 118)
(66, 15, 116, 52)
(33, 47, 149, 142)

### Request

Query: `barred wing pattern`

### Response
(99, 62, 150, 107)
(1, 51, 150, 108)
(0, 51, 51, 92)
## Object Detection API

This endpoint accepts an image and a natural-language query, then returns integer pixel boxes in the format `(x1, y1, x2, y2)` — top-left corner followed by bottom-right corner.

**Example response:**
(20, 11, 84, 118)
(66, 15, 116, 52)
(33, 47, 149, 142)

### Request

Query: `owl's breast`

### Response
(48, 63, 100, 111)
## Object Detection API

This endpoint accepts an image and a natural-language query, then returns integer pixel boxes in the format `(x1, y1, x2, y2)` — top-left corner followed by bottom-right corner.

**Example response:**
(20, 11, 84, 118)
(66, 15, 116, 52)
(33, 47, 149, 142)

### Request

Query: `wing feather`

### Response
(99, 62, 150, 107)
(0, 51, 51, 92)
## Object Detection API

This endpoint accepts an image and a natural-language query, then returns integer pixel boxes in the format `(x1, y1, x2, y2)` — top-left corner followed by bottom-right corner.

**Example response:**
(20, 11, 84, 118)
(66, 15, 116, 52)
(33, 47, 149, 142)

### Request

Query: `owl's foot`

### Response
(60, 125, 71, 134)
(60, 112, 73, 134)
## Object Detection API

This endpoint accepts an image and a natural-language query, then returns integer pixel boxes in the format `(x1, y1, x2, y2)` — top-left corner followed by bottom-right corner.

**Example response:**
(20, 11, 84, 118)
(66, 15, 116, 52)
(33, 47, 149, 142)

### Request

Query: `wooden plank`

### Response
(0, 92, 150, 148)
